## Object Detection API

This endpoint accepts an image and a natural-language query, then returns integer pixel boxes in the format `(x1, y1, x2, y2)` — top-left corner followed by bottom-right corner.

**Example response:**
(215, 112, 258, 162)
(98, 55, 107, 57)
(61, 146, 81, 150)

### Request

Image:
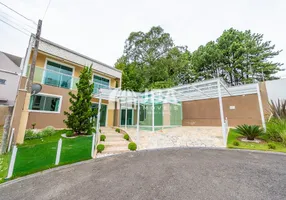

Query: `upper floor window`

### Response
(93, 75, 110, 94)
(29, 94, 61, 113)
(0, 79, 6, 85)
(43, 61, 73, 89)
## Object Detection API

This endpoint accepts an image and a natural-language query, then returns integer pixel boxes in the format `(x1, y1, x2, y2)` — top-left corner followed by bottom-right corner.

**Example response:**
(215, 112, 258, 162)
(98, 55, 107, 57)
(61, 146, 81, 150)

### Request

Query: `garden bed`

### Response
(227, 129, 286, 153)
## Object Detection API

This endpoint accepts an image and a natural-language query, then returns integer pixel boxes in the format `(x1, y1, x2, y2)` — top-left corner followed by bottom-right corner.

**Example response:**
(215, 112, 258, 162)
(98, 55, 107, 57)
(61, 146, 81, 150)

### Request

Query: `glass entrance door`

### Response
(121, 109, 133, 126)
(92, 103, 107, 126)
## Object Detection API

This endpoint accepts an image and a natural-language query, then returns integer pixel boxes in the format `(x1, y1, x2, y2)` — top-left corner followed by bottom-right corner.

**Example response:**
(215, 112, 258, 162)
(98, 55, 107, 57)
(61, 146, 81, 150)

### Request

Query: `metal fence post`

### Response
(6, 145, 18, 179)
(55, 139, 62, 165)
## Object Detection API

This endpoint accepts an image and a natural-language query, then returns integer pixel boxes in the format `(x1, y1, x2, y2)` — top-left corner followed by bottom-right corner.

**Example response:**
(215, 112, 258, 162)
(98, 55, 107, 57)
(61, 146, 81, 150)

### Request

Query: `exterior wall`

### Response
(265, 79, 286, 102)
(182, 94, 263, 127)
(0, 106, 9, 125)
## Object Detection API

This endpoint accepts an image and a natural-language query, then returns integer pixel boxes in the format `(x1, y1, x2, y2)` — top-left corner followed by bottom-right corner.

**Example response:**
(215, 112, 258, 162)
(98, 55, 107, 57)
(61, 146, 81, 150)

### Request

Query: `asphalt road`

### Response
(0, 148, 286, 200)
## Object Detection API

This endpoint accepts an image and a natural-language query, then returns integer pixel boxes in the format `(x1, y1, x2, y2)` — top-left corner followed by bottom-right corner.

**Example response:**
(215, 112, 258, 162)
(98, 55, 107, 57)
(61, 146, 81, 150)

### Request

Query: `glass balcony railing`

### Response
(32, 67, 79, 90)
(31, 67, 112, 93)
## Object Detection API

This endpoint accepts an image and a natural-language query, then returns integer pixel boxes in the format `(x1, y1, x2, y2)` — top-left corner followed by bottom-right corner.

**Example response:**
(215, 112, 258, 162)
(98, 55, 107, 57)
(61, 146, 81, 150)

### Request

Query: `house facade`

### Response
(0, 51, 22, 125)
(12, 35, 122, 143)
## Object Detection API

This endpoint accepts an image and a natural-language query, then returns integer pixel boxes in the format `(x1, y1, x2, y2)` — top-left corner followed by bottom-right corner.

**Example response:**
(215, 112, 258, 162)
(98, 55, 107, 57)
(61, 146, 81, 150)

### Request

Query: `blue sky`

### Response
(1, 0, 285, 77)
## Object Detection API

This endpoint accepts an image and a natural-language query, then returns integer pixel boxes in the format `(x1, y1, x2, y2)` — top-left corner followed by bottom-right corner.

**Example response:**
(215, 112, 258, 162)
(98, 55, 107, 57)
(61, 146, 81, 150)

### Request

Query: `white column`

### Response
(257, 83, 266, 131)
(137, 96, 140, 145)
(119, 98, 121, 127)
(125, 96, 128, 130)
(152, 91, 155, 132)
(8, 128, 15, 152)
(91, 133, 95, 158)
(217, 80, 226, 146)
(96, 91, 102, 142)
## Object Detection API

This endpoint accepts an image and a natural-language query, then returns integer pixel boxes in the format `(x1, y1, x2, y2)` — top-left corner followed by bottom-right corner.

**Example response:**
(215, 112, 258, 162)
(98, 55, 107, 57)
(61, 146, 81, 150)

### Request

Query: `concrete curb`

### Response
(1, 147, 285, 187)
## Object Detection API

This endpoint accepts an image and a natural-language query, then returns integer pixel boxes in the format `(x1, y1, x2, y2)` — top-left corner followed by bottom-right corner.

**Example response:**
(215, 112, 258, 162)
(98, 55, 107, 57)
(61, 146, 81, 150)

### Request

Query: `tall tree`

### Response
(64, 66, 96, 135)
(115, 26, 192, 91)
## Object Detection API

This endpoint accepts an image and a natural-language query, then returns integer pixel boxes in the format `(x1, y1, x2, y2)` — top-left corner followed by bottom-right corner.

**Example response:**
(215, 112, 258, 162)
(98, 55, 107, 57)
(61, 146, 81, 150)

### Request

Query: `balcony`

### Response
(32, 67, 112, 94)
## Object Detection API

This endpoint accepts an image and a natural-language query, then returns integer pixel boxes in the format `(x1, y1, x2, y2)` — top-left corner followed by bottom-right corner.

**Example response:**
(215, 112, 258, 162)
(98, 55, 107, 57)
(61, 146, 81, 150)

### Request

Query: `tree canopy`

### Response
(116, 26, 283, 91)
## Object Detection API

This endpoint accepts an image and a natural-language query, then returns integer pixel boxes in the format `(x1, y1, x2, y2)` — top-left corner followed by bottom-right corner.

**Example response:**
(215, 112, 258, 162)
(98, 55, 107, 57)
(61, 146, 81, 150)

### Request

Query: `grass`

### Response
(0, 129, 93, 180)
(227, 129, 286, 153)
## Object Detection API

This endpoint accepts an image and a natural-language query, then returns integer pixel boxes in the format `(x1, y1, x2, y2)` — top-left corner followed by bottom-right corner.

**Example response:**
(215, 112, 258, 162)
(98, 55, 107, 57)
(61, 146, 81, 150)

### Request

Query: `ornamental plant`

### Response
(64, 66, 97, 135)
(234, 124, 264, 140)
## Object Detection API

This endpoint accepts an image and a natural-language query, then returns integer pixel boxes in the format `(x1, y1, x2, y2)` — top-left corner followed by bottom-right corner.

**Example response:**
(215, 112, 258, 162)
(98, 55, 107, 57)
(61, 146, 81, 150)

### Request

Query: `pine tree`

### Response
(64, 66, 96, 135)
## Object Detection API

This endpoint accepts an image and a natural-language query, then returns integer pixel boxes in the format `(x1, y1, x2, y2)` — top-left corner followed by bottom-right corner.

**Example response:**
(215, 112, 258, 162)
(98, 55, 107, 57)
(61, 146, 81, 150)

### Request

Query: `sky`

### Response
(0, 0, 286, 77)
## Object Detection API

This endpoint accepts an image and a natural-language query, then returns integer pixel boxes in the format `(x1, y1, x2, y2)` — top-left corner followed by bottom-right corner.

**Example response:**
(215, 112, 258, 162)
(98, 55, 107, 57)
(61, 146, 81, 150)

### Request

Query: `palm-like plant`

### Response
(234, 124, 264, 140)
(269, 99, 286, 119)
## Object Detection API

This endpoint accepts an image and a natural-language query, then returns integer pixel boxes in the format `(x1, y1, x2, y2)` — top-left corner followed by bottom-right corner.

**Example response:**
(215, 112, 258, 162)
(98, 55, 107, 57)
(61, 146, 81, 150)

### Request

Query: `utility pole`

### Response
(17, 19, 42, 144)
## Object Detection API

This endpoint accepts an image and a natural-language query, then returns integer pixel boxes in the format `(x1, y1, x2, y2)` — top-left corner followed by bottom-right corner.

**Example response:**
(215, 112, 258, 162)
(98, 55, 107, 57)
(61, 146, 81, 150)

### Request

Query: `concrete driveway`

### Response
(1, 148, 286, 200)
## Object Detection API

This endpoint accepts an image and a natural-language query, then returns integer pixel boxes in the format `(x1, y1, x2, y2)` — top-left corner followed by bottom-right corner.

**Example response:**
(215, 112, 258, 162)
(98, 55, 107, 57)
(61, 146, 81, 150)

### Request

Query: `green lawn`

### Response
(227, 129, 286, 153)
(4, 130, 93, 179)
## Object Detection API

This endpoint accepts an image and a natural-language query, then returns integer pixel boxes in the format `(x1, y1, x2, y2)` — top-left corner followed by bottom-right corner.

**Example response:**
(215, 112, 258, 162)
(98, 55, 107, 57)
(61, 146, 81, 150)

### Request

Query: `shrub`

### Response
(268, 143, 276, 150)
(97, 144, 105, 153)
(234, 124, 264, 140)
(266, 119, 286, 142)
(100, 135, 106, 141)
(123, 134, 129, 141)
(41, 126, 56, 137)
(66, 130, 74, 137)
(24, 129, 36, 140)
(269, 99, 286, 119)
(233, 140, 240, 146)
(128, 142, 137, 151)
(115, 128, 120, 133)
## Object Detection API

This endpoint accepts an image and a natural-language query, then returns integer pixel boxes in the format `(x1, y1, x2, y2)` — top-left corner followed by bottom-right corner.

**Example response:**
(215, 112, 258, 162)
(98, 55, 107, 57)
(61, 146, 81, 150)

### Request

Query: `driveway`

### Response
(128, 126, 224, 149)
(1, 148, 286, 200)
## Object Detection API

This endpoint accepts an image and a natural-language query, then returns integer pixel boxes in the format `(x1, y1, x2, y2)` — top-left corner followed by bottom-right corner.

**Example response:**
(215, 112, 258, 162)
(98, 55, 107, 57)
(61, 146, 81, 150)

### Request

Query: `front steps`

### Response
(98, 127, 130, 155)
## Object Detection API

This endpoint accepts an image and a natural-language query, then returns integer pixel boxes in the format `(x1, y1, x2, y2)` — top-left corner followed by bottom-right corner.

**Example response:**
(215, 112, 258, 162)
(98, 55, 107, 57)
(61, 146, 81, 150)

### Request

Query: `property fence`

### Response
(6, 134, 96, 178)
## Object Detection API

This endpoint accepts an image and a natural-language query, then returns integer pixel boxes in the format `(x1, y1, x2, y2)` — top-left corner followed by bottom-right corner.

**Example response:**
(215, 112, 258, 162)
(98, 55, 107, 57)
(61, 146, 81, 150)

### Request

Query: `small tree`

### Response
(64, 66, 97, 135)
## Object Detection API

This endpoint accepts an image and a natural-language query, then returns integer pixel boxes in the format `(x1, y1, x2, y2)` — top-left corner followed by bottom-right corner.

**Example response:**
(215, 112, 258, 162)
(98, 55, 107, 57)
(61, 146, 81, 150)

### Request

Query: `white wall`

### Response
(265, 79, 286, 103)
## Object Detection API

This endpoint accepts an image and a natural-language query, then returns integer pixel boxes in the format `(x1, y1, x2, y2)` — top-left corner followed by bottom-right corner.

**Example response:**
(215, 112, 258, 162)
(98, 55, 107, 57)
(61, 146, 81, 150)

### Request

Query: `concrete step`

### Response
(103, 146, 129, 154)
(102, 140, 129, 146)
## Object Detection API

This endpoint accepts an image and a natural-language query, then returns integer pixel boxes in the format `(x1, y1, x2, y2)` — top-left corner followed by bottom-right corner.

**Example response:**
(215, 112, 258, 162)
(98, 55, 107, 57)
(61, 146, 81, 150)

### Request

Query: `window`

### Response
(0, 79, 6, 85)
(139, 105, 147, 121)
(43, 61, 73, 89)
(29, 94, 61, 112)
(93, 75, 110, 94)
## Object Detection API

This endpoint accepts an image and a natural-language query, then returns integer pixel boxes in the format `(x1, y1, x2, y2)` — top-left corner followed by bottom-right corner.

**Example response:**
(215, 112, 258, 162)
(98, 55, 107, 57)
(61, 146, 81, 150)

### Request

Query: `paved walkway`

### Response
(1, 148, 285, 200)
(127, 126, 224, 149)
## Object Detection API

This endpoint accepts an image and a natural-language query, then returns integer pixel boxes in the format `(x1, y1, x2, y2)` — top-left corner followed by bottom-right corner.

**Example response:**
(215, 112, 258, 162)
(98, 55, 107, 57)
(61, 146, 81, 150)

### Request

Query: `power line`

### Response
(43, 0, 52, 20)
(0, 18, 30, 36)
(0, 1, 37, 25)
(0, 13, 34, 33)
(0, 9, 36, 29)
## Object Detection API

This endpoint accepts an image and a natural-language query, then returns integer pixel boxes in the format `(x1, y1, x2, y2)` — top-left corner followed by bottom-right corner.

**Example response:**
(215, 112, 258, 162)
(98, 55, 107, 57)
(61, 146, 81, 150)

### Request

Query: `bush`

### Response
(269, 99, 286, 119)
(266, 119, 286, 142)
(100, 135, 106, 141)
(24, 129, 36, 140)
(97, 144, 105, 153)
(115, 128, 120, 133)
(41, 126, 56, 137)
(234, 124, 264, 140)
(233, 140, 240, 146)
(128, 142, 137, 151)
(268, 143, 276, 150)
(123, 134, 129, 141)
(66, 130, 74, 137)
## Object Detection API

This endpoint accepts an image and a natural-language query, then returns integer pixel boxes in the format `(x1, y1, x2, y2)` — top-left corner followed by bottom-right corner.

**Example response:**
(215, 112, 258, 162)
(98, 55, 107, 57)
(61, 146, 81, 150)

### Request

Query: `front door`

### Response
(92, 103, 107, 126)
(121, 109, 133, 126)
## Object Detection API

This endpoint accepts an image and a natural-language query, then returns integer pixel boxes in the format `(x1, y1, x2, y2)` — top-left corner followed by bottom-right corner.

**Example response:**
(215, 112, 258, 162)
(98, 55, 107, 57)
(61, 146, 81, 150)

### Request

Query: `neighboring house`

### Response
(11, 35, 122, 143)
(0, 51, 22, 125)
(265, 78, 286, 103)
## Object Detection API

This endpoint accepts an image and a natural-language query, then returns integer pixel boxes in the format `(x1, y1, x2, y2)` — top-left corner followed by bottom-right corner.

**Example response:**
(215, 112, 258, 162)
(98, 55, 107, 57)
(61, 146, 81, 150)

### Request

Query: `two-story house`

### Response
(12, 35, 122, 143)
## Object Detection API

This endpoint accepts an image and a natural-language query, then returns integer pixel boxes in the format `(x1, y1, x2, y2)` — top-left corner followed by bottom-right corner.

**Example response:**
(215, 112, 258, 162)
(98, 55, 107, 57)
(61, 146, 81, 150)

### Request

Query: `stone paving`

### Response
(126, 126, 224, 149)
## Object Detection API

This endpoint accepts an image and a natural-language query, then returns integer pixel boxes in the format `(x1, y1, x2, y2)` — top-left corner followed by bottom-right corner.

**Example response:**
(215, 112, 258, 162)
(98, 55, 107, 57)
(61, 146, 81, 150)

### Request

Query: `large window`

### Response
(93, 75, 110, 94)
(43, 61, 73, 89)
(29, 94, 61, 112)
